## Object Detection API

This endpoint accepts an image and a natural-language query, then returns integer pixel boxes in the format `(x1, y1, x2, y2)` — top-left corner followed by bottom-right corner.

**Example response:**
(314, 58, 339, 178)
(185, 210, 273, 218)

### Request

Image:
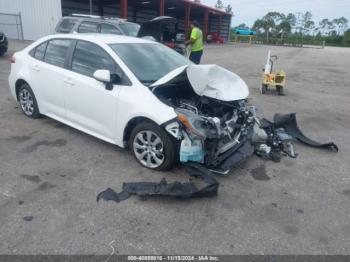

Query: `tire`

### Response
(276, 85, 284, 96)
(261, 84, 268, 94)
(129, 121, 176, 171)
(18, 83, 41, 118)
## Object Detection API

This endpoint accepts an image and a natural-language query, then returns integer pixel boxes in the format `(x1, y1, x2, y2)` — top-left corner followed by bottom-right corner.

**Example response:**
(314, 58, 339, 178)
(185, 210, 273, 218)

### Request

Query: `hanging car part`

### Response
(96, 164, 218, 203)
(273, 113, 338, 152)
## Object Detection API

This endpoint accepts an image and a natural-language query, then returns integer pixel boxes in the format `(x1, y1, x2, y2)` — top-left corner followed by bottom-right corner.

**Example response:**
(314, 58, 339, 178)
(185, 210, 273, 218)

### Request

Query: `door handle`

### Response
(32, 65, 40, 72)
(64, 78, 75, 86)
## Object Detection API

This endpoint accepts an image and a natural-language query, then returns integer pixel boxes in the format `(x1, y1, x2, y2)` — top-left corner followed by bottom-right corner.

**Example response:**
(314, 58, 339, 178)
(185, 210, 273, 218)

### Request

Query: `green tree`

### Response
(343, 28, 350, 45)
(327, 20, 335, 36)
(302, 12, 313, 32)
(338, 17, 349, 35)
(319, 18, 330, 35)
(277, 20, 292, 39)
(225, 4, 233, 14)
(264, 12, 285, 25)
(215, 0, 224, 9)
(285, 13, 297, 28)
(304, 20, 315, 35)
(237, 23, 247, 28)
(253, 17, 274, 41)
(332, 17, 349, 35)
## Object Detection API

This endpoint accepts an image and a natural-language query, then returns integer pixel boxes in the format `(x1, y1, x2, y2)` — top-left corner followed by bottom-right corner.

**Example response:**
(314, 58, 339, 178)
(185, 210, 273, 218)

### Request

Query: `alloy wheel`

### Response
(19, 89, 34, 116)
(133, 130, 165, 169)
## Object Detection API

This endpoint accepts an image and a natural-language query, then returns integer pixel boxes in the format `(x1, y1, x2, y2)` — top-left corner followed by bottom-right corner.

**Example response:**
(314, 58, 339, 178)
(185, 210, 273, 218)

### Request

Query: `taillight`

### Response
(10, 56, 16, 64)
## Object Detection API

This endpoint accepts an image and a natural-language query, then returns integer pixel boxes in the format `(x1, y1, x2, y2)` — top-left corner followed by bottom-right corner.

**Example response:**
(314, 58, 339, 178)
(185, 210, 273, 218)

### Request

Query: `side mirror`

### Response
(93, 69, 111, 83)
(93, 70, 122, 91)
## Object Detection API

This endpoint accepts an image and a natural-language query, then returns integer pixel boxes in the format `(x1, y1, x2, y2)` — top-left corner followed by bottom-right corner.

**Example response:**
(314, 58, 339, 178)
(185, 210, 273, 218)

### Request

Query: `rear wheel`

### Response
(261, 84, 268, 94)
(276, 85, 284, 96)
(129, 121, 176, 171)
(18, 83, 41, 118)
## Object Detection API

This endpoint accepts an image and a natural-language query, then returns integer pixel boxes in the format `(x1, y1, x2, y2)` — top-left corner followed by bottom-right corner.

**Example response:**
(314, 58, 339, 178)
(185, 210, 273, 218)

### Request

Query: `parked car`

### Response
(9, 34, 257, 173)
(0, 31, 8, 56)
(55, 15, 187, 55)
(234, 28, 256, 36)
(207, 32, 224, 44)
(54, 14, 141, 37)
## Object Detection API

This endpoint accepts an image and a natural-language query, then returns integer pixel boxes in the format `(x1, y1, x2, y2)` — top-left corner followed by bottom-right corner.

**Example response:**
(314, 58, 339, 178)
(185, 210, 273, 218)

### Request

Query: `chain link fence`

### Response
(0, 12, 24, 40)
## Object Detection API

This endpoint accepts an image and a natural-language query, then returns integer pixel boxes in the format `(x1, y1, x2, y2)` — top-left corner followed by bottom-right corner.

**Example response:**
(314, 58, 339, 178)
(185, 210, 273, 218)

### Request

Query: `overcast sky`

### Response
(200, 0, 350, 27)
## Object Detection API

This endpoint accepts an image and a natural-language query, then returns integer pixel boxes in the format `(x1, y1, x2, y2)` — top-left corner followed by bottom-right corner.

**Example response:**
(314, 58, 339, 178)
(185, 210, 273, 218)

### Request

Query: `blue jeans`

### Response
(189, 50, 203, 64)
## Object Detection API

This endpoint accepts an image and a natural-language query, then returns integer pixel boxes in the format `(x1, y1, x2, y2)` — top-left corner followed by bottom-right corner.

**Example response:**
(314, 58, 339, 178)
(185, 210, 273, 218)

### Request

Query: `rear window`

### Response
(119, 23, 140, 37)
(100, 23, 122, 35)
(57, 19, 77, 33)
(34, 42, 48, 61)
(44, 39, 72, 68)
(78, 21, 98, 33)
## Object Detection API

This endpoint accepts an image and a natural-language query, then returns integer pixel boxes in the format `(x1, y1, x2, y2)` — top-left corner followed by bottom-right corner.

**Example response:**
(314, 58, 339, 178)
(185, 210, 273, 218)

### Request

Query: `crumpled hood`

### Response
(151, 64, 249, 101)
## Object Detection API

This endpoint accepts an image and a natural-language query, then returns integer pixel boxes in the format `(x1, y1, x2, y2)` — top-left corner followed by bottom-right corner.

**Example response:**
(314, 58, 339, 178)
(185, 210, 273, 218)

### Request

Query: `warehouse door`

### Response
(0, 12, 23, 40)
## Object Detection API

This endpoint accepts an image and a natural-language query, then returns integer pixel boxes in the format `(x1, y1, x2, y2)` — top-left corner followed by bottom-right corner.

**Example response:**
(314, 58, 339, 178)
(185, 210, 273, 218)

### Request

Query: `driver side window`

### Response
(71, 40, 129, 85)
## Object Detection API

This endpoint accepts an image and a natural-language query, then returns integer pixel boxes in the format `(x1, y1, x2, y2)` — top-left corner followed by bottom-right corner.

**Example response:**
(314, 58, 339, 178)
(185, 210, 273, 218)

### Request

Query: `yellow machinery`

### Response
(234, 34, 255, 46)
(261, 51, 286, 95)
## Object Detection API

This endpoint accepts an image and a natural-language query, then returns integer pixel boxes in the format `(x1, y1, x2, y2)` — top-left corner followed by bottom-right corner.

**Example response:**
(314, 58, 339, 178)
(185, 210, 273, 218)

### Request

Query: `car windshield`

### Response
(119, 23, 140, 37)
(109, 43, 191, 85)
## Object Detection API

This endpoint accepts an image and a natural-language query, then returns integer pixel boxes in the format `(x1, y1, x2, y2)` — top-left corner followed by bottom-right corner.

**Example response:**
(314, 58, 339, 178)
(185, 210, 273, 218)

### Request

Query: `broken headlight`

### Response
(176, 108, 208, 140)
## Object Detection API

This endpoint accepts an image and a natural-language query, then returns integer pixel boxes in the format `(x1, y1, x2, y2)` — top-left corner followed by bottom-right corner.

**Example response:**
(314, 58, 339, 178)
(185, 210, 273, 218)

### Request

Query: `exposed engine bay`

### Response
(153, 77, 264, 173)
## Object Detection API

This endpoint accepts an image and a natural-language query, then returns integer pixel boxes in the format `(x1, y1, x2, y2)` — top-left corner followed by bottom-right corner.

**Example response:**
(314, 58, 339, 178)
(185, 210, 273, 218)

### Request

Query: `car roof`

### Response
(43, 33, 154, 44)
(62, 15, 128, 25)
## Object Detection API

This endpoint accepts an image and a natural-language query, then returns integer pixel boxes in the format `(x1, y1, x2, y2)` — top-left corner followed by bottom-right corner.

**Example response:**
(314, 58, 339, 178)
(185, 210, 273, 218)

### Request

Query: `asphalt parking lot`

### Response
(1, 40, 350, 255)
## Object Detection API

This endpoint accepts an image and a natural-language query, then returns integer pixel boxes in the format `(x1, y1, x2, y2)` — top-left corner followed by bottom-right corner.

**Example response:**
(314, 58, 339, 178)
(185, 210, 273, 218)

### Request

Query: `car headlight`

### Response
(177, 113, 206, 140)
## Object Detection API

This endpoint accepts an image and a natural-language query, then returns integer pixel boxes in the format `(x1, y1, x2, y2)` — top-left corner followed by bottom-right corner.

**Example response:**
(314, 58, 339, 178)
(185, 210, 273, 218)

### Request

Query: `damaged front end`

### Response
(155, 64, 338, 174)
(174, 100, 258, 174)
(97, 65, 339, 204)
(154, 65, 268, 174)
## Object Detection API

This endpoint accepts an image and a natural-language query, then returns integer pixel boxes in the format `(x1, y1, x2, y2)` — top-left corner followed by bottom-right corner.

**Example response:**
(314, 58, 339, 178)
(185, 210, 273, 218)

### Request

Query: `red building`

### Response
(62, 0, 233, 41)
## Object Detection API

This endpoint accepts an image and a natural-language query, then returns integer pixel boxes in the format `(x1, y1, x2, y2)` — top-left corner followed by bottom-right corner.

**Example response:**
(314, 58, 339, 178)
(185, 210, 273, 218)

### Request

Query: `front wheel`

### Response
(129, 122, 176, 171)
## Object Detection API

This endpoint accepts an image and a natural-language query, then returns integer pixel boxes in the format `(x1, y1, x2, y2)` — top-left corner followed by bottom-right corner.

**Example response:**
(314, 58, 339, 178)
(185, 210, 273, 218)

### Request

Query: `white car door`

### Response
(63, 40, 129, 142)
(29, 39, 73, 119)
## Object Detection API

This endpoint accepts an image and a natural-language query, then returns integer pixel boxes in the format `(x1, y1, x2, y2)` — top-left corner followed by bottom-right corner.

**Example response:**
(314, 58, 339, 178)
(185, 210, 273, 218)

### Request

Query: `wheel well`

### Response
(123, 117, 158, 147)
(15, 79, 28, 101)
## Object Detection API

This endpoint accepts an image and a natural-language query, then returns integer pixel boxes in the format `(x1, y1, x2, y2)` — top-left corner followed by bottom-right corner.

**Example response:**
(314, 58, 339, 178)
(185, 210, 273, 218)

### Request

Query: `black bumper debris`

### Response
(97, 164, 218, 204)
(210, 139, 255, 174)
(273, 113, 338, 152)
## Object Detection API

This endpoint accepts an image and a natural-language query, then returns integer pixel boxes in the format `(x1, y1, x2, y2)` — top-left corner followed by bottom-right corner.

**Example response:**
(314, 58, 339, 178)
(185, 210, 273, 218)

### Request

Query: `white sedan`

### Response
(9, 34, 255, 173)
